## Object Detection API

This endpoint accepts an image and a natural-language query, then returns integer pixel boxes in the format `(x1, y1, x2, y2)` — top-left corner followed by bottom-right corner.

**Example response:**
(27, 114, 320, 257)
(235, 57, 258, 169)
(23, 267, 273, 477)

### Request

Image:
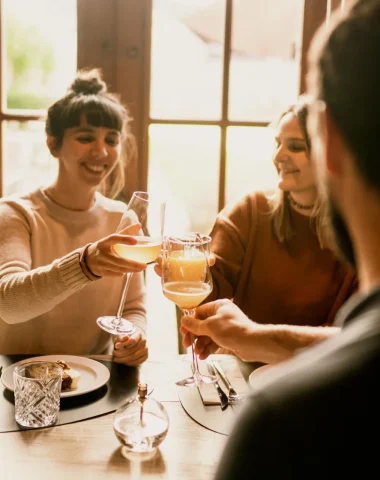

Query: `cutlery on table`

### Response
(212, 360, 244, 404)
(207, 362, 229, 411)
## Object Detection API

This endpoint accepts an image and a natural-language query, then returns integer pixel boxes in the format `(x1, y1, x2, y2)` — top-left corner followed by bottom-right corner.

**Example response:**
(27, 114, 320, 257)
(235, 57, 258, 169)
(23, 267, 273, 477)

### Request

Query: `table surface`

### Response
(0, 355, 258, 480)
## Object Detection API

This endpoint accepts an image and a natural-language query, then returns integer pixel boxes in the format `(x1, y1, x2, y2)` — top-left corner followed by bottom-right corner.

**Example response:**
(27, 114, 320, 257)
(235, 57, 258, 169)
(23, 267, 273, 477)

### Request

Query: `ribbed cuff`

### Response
(58, 249, 92, 289)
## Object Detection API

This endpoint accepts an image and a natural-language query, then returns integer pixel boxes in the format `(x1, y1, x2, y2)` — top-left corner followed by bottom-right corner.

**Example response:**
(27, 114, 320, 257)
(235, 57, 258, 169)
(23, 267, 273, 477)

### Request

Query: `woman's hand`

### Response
(85, 223, 147, 277)
(113, 331, 148, 366)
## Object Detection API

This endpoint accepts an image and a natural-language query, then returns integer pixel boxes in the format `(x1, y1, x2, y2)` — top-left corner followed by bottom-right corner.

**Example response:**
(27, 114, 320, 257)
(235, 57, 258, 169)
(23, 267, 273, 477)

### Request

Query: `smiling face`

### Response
(273, 112, 315, 193)
(50, 115, 122, 192)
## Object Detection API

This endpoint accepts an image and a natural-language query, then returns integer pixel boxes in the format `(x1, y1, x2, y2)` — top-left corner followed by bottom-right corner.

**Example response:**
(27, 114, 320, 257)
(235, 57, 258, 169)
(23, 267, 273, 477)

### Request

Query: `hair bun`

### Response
(69, 69, 107, 95)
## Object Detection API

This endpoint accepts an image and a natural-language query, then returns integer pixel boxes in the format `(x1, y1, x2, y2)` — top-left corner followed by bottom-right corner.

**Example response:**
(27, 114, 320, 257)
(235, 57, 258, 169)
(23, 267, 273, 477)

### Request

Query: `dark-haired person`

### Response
(181, 0, 380, 477)
(181, 97, 357, 364)
(0, 69, 148, 366)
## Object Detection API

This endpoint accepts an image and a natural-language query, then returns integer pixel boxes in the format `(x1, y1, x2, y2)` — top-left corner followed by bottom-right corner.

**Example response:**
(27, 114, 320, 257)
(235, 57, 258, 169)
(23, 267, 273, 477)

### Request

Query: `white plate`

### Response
(248, 364, 275, 387)
(1, 355, 110, 398)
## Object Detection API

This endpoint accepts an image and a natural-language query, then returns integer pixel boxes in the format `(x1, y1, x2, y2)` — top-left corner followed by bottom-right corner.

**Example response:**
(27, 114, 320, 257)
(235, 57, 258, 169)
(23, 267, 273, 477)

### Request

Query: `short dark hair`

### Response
(46, 68, 128, 143)
(314, 0, 380, 189)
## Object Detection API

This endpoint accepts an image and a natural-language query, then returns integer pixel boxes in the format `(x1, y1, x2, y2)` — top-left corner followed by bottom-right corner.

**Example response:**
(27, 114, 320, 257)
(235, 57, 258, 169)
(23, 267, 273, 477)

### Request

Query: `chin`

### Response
(278, 180, 294, 191)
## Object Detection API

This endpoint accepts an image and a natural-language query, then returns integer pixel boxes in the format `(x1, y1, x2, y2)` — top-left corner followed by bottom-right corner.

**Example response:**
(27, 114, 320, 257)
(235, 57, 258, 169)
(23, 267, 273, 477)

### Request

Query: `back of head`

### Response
(309, 0, 380, 189)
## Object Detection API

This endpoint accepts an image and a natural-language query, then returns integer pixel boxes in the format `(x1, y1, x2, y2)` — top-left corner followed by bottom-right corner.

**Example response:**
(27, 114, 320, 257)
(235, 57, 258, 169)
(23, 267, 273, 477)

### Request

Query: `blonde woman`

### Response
(185, 97, 357, 364)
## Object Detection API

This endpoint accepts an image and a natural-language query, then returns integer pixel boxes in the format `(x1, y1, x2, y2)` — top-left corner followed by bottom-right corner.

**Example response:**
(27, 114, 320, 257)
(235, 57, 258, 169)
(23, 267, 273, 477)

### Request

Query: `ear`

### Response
(324, 106, 345, 177)
(46, 136, 60, 158)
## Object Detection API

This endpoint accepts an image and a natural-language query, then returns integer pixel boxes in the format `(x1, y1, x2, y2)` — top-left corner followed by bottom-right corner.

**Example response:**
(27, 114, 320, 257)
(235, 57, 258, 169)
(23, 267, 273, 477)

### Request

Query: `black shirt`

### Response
(215, 287, 380, 479)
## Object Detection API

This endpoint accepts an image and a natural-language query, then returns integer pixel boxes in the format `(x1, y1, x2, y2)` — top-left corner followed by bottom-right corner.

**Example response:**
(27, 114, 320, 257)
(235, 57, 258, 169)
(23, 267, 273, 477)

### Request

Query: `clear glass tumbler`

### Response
(13, 361, 63, 428)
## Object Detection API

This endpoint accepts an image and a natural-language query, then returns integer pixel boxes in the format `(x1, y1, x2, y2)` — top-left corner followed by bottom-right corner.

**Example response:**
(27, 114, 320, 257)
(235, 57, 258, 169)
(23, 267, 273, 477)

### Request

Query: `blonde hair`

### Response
(268, 98, 331, 249)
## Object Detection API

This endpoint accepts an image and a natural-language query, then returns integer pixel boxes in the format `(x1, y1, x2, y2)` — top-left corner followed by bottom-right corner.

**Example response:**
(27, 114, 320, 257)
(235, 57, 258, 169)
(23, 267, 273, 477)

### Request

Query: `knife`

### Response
(207, 362, 229, 410)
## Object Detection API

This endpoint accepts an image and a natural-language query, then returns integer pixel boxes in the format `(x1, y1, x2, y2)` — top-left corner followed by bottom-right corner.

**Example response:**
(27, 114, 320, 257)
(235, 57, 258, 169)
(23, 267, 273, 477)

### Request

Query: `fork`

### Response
(212, 361, 244, 404)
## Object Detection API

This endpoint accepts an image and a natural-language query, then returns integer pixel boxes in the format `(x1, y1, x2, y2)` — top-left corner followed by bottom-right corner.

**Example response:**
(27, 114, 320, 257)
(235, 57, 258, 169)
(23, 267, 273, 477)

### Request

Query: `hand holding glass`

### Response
(161, 234, 216, 387)
(97, 191, 166, 335)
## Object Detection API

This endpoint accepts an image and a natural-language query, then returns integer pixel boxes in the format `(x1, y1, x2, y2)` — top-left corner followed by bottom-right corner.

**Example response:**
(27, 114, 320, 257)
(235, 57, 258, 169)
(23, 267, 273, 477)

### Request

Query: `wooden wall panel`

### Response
(115, 0, 150, 199)
(77, 0, 117, 89)
(299, 0, 328, 94)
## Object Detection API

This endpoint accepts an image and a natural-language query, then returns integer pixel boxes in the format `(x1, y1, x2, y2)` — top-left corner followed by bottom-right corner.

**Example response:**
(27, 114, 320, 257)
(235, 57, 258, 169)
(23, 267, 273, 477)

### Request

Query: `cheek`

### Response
(109, 146, 121, 162)
(60, 143, 85, 161)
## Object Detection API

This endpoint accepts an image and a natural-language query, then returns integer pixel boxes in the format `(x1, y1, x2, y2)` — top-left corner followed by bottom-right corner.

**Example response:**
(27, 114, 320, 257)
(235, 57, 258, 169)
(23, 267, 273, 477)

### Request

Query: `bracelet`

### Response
(79, 244, 102, 281)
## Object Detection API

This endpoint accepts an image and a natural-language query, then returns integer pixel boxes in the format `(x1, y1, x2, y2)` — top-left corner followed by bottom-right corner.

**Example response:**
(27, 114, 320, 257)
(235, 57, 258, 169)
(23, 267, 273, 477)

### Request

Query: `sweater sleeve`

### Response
(121, 271, 147, 336)
(208, 194, 255, 302)
(0, 202, 92, 324)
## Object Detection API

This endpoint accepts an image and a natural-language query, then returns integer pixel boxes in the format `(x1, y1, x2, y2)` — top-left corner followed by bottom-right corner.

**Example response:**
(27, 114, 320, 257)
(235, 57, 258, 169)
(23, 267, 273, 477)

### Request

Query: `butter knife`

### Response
(207, 362, 229, 410)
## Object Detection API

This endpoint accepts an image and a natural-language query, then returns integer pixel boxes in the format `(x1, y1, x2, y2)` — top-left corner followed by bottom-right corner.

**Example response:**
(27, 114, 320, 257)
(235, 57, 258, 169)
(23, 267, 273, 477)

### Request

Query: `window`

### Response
(0, 0, 77, 196)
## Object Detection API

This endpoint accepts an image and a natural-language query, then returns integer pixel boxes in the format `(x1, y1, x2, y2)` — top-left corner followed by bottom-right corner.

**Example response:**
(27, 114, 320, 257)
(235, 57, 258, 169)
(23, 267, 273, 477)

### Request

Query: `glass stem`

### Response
(184, 309, 201, 378)
(113, 272, 133, 327)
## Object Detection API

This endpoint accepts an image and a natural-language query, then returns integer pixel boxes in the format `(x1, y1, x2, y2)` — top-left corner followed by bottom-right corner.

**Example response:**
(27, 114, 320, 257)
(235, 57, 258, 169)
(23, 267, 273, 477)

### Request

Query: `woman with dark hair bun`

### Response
(0, 69, 148, 366)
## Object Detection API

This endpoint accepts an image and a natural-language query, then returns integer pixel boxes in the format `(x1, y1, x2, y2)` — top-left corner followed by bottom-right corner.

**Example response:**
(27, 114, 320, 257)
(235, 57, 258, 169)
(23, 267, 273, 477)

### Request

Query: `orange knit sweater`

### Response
(208, 192, 357, 327)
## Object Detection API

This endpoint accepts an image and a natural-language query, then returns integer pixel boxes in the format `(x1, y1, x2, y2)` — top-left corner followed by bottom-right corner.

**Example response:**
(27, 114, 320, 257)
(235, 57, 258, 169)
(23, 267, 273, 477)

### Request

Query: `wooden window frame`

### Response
(0, 0, 334, 203)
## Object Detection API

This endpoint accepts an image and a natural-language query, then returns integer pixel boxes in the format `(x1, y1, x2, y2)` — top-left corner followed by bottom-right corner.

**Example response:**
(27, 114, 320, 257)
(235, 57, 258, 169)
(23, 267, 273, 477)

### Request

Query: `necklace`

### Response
(288, 193, 315, 211)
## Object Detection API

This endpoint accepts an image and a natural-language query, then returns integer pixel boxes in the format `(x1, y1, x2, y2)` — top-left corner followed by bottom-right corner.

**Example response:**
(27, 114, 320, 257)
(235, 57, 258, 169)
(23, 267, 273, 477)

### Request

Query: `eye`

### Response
(76, 136, 94, 144)
(106, 137, 120, 147)
(288, 142, 306, 153)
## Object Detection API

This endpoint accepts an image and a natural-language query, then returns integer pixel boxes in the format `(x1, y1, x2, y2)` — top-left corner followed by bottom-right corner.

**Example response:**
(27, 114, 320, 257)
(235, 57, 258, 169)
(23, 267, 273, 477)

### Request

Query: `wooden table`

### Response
(0, 355, 257, 480)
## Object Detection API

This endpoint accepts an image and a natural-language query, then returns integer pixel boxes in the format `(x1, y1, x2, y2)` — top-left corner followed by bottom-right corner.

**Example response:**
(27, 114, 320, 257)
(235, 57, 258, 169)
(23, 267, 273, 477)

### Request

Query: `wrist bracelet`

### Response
(79, 244, 102, 281)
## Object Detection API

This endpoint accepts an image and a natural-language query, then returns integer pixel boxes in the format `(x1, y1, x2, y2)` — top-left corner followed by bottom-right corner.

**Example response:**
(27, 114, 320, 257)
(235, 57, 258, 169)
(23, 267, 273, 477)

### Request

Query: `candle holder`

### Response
(113, 383, 169, 459)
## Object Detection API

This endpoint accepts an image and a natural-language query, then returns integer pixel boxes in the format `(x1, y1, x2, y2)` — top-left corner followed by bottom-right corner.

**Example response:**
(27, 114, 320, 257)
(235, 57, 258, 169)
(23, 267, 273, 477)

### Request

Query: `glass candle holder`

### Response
(113, 383, 169, 459)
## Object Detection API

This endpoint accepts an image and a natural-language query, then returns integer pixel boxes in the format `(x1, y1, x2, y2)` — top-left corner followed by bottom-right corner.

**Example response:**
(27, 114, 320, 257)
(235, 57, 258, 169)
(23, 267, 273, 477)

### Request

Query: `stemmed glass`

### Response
(97, 191, 166, 335)
(161, 233, 217, 387)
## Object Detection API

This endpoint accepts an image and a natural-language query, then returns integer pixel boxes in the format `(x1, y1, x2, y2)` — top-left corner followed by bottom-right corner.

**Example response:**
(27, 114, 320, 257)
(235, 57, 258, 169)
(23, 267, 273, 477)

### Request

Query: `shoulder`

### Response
(219, 190, 273, 222)
(219, 322, 380, 476)
(0, 189, 42, 223)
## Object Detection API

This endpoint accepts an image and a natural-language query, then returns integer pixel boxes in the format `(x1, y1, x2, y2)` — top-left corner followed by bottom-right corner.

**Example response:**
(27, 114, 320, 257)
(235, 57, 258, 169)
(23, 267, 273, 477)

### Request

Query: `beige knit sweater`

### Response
(0, 188, 146, 355)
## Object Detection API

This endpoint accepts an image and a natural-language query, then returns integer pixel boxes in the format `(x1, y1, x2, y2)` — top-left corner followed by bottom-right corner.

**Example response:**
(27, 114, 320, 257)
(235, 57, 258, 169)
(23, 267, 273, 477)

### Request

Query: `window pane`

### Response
(150, 0, 225, 120)
(225, 127, 277, 206)
(2, 121, 58, 197)
(148, 124, 220, 234)
(228, 0, 304, 122)
(4, 0, 77, 110)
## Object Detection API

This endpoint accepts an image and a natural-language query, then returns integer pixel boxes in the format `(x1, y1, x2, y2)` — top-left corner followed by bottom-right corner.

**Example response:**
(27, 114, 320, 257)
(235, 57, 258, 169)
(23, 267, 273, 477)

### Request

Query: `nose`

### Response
(273, 145, 289, 166)
(90, 140, 108, 159)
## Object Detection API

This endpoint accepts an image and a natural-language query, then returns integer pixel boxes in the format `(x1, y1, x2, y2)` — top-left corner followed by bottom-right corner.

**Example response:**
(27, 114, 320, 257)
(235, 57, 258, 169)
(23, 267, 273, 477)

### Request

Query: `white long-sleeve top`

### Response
(0, 188, 146, 355)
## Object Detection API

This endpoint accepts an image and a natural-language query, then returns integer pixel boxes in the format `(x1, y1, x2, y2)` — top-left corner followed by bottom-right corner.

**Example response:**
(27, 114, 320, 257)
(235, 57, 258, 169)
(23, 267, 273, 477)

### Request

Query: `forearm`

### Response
(235, 323, 340, 364)
(0, 249, 91, 324)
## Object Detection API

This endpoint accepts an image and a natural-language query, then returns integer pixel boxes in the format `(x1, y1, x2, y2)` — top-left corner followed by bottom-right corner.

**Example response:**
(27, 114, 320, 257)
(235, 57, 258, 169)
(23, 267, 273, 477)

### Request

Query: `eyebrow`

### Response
(274, 136, 305, 142)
